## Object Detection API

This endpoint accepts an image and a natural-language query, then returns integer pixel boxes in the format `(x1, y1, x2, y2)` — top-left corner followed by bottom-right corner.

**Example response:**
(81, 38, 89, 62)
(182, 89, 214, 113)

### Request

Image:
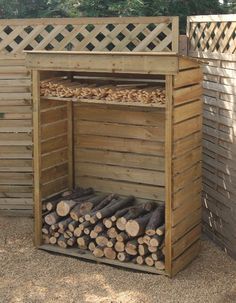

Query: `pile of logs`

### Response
(42, 187, 165, 271)
(40, 78, 166, 105)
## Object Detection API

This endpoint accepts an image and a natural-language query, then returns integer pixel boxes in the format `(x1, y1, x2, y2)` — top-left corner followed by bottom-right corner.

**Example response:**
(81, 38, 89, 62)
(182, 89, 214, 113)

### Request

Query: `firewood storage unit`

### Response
(26, 51, 203, 277)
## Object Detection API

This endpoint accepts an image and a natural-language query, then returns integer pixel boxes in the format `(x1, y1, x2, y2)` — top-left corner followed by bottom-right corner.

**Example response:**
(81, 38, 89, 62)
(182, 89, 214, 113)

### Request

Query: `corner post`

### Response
(32, 70, 42, 247)
(165, 75, 173, 276)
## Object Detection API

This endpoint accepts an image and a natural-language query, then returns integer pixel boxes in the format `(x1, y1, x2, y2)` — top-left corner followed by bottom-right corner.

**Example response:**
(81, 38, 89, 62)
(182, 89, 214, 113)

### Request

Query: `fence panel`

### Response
(187, 14, 236, 259)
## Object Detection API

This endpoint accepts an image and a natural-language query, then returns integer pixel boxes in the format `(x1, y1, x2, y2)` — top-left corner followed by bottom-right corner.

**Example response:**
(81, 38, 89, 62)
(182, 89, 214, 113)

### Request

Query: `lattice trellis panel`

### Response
(188, 15, 236, 54)
(187, 14, 236, 260)
(0, 17, 179, 55)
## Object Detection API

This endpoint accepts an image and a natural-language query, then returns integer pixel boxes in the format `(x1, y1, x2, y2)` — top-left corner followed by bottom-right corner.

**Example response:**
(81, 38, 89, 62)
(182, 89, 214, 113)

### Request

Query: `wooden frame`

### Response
(0, 16, 180, 215)
(26, 51, 202, 277)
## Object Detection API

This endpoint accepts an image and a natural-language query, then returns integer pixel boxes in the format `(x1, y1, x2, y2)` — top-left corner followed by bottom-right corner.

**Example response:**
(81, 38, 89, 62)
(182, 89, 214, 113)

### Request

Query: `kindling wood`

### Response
(26, 50, 202, 277)
(187, 14, 236, 260)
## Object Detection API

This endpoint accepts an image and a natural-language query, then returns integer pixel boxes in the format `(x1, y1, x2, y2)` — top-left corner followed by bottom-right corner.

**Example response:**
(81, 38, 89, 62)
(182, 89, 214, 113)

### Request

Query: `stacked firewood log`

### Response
(40, 78, 166, 105)
(42, 187, 165, 271)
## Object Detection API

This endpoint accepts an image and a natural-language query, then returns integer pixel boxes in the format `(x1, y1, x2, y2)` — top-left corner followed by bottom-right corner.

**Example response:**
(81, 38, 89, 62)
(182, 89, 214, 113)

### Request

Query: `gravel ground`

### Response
(1, 217, 236, 303)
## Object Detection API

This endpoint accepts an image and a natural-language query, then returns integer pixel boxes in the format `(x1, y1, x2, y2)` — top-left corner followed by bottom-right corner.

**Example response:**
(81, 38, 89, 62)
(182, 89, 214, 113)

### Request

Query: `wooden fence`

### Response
(0, 16, 179, 215)
(188, 14, 236, 258)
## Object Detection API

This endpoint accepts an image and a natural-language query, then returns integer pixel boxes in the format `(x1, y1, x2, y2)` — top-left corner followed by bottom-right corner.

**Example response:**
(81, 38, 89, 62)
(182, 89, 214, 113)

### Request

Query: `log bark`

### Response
(58, 217, 72, 231)
(136, 256, 144, 265)
(125, 212, 153, 237)
(96, 196, 134, 219)
(145, 256, 154, 267)
(95, 233, 109, 247)
(155, 261, 165, 270)
(149, 235, 164, 247)
(107, 238, 116, 248)
(117, 252, 131, 262)
(151, 250, 164, 261)
(156, 224, 165, 236)
(93, 246, 104, 258)
(116, 232, 129, 242)
(42, 234, 50, 244)
(104, 247, 117, 260)
(107, 227, 118, 239)
(74, 227, 83, 237)
(145, 205, 165, 236)
(88, 241, 96, 252)
(111, 207, 130, 222)
(49, 236, 57, 245)
(68, 221, 79, 232)
(94, 222, 105, 234)
(44, 211, 61, 225)
(42, 224, 50, 235)
(148, 245, 158, 253)
(114, 241, 125, 252)
(138, 244, 149, 256)
(67, 236, 76, 247)
(125, 239, 138, 256)
(77, 235, 90, 249)
(58, 235, 67, 248)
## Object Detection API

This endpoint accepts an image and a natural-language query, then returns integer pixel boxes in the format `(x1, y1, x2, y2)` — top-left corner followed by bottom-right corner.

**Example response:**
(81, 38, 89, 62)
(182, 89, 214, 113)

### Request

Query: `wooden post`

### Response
(33, 70, 42, 247)
(67, 102, 74, 190)
(165, 75, 173, 276)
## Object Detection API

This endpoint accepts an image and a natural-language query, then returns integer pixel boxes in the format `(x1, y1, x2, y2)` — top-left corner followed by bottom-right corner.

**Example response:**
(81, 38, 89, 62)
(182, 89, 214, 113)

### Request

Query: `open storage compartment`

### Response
(26, 51, 203, 277)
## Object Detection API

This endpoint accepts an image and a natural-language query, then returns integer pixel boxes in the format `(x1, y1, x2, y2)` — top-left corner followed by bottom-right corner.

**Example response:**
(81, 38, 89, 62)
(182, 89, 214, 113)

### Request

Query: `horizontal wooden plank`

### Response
(0, 146, 32, 159)
(0, 92, 31, 100)
(41, 120, 67, 141)
(0, 105, 32, 113)
(0, 192, 32, 198)
(76, 149, 165, 171)
(0, 172, 33, 185)
(174, 83, 202, 105)
(42, 148, 68, 170)
(0, 198, 32, 205)
(0, 99, 31, 106)
(76, 163, 165, 186)
(77, 120, 164, 142)
(0, 204, 33, 210)
(172, 224, 201, 259)
(0, 79, 30, 86)
(174, 100, 202, 123)
(171, 240, 200, 276)
(42, 163, 68, 184)
(0, 121, 31, 129)
(174, 115, 202, 141)
(173, 131, 201, 157)
(0, 113, 32, 120)
(179, 57, 200, 70)
(203, 81, 236, 96)
(0, 159, 32, 172)
(172, 193, 201, 227)
(77, 176, 165, 201)
(0, 185, 32, 193)
(0, 133, 32, 146)
(41, 135, 68, 154)
(42, 175, 68, 198)
(41, 106, 67, 125)
(173, 178, 201, 210)
(0, 86, 30, 93)
(174, 162, 201, 192)
(77, 135, 165, 156)
(0, 209, 32, 216)
(173, 147, 201, 175)
(75, 105, 165, 126)
(174, 68, 202, 89)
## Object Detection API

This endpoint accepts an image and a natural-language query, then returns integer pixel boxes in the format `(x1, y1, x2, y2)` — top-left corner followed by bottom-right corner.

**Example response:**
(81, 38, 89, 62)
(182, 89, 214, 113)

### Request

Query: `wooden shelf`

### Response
(40, 96, 166, 108)
(40, 244, 167, 275)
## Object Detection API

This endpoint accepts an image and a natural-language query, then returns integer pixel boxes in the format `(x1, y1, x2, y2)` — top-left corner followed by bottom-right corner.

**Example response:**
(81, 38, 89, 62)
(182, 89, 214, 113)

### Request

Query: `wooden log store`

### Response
(26, 50, 203, 277)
